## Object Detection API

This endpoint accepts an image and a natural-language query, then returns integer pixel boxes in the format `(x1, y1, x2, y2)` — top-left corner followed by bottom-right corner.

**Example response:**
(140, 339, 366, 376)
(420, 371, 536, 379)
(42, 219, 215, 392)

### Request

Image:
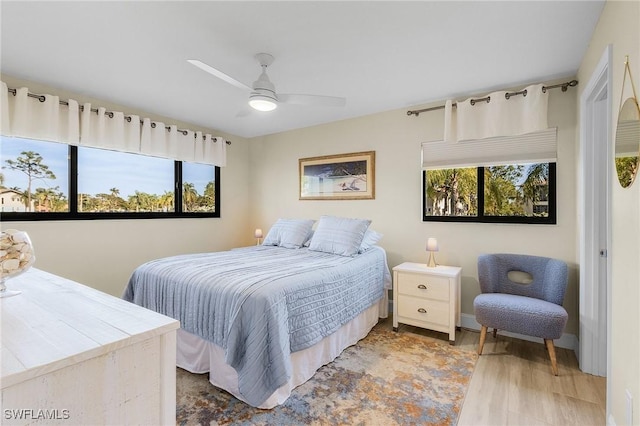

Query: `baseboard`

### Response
(607, 413, 617, 426)
(460, 313, 579, 352)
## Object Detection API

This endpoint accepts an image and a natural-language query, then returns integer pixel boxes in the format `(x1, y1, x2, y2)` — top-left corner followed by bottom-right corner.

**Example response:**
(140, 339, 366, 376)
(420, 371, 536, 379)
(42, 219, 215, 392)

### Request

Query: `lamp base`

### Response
(427, 252, 437, 268)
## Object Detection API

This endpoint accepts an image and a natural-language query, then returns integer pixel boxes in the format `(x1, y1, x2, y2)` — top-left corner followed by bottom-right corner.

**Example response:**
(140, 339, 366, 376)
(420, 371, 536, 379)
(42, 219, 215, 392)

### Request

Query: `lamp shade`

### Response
(426, 237, 439, 252)
(254, 228, 263, 239)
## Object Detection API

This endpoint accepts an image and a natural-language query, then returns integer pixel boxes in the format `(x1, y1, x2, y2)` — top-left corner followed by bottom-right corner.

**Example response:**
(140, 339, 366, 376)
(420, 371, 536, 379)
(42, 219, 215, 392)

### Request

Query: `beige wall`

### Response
(248, 83, 579, 336)
(0, 74, 252, 297)
(577, 0, 640, 424)
(5, 4, 637, 420)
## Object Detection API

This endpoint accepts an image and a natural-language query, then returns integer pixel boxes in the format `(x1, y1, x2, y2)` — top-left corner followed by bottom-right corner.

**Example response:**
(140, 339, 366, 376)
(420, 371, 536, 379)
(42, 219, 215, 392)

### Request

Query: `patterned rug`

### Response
(176, 324, 477, 425)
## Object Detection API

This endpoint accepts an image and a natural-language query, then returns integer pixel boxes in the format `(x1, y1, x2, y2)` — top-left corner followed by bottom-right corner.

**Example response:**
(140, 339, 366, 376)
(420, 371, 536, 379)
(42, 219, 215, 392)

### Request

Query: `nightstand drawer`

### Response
(397, 294, 449, 327)
(396, 272, 450, 302)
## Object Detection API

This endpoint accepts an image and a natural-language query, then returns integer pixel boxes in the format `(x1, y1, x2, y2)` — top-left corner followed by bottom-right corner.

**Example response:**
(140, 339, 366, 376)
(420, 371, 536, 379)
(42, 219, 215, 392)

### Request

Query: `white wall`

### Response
(248, 83, 579, 336)
(0, 75, 252, 297)
(577, 1, 640, 424)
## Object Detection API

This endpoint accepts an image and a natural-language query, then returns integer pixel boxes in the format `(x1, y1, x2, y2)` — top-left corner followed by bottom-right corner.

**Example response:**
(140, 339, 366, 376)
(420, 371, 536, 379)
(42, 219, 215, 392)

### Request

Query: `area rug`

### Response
(176, 325, 477, 425)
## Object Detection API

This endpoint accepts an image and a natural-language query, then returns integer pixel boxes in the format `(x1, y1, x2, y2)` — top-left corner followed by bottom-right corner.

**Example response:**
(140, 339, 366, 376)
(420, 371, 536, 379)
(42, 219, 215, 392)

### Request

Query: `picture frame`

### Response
(299, 151, 375, 200)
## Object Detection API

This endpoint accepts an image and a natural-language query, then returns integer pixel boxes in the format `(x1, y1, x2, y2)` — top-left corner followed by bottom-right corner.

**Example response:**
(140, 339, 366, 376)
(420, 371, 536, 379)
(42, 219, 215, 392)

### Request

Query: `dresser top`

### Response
(1, 268, 179, 388)
(392, 261, 462, 277)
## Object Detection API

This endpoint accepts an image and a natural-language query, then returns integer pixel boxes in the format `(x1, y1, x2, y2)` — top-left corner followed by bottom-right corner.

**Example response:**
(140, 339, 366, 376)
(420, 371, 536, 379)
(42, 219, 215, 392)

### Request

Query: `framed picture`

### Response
(299, 151, 375, 200)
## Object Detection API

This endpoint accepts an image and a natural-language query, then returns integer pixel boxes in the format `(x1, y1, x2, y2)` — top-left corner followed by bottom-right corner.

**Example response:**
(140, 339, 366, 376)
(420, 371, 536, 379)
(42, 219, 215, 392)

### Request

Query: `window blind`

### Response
(421, 127, 557, 170)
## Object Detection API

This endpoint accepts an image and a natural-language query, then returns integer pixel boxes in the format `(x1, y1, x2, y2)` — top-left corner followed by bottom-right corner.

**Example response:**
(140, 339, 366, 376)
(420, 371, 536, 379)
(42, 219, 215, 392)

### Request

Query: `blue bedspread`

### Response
(123, 245, 391, 407)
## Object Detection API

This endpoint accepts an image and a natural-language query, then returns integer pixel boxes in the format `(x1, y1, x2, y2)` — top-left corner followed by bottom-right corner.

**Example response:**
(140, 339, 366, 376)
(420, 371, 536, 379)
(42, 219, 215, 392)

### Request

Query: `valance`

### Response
(445, 83, 549, 143)
(0, 81, 227, 167)
(424, 82, 556, 169)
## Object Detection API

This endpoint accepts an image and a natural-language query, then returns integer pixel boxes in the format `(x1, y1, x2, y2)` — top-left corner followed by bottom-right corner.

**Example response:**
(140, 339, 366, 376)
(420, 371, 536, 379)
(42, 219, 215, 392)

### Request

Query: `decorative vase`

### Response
(0, 229, 36, 298)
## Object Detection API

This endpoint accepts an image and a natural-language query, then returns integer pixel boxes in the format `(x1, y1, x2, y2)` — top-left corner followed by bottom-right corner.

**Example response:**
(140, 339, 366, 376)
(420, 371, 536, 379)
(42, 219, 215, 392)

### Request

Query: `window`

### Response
(0, 136, 220, 220)
(424, 167, 478, 217)
(0, 137, 69, 213)
(423, 162, 556, 224)
(182, 162, 217, 213)
(77, 147, 175, 213)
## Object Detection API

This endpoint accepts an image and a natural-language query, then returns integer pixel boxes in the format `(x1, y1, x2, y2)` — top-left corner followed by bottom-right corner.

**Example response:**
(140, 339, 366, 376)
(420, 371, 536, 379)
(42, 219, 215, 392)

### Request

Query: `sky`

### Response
(1, 137, 214, 198)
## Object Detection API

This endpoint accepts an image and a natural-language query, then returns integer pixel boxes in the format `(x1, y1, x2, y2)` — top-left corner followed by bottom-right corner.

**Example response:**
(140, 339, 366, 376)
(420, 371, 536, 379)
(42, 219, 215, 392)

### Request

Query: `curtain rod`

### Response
(5, 87, 232, 145)
(406, 79, 578, 117)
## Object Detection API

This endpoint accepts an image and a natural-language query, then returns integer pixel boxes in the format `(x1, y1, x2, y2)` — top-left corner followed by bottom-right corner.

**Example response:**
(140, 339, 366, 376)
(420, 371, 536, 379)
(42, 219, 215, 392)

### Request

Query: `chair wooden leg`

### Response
(492, 328, 498, 338)
(478, 326, 488, 355)
(545, 339, 559, 376)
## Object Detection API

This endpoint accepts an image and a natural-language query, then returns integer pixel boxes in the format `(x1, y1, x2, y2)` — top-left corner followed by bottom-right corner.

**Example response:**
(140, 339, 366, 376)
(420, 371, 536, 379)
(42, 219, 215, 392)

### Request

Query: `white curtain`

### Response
(1, 81, 227, 166)
(451, 83, 549, 142)
(5, 86, 80, 144)
(207, 136, 227, 167)
(81, 104, 140, 152)
(195, 133, 227, 167)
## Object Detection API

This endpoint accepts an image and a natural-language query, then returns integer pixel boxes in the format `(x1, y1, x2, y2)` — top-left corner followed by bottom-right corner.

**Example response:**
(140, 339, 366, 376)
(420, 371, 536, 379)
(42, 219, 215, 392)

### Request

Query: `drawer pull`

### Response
(417, 284, 428, 290)
(417, 308, 427, 314)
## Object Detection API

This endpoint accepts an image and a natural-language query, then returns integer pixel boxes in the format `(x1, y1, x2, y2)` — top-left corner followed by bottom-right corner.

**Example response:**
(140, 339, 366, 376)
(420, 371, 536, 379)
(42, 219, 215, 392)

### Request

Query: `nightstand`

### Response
(392, 262, 462, 344)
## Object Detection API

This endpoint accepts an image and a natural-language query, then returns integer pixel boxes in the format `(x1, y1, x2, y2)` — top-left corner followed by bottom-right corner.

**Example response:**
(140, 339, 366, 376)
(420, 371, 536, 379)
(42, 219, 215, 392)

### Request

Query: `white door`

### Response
(579, 45, 611, 377)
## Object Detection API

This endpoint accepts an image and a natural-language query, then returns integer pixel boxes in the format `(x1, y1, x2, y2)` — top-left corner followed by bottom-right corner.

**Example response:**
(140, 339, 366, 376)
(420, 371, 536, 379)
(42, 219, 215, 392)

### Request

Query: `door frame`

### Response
(578, 45, 612, 382)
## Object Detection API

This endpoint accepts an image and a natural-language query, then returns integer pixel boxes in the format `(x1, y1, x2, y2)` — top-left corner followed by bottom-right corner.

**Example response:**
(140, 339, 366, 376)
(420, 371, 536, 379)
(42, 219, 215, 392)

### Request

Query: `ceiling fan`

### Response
(187, 53, 346, 112)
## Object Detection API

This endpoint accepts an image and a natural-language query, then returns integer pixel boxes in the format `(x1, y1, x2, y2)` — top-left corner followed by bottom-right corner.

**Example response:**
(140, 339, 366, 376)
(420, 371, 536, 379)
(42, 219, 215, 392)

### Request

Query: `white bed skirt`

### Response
(176, 294, 389, 409)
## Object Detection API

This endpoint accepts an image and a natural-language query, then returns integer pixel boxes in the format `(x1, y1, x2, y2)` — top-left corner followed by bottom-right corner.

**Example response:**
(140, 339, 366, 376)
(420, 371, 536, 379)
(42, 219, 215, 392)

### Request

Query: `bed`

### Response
(123, 216, 391, 408)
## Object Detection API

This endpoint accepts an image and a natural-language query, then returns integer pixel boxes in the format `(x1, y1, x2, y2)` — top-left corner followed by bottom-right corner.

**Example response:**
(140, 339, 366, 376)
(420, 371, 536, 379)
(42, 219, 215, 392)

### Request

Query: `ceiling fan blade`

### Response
(187, 59, 251, 91)
(279, 94, 346, 107)
(235, 108, 254, 118)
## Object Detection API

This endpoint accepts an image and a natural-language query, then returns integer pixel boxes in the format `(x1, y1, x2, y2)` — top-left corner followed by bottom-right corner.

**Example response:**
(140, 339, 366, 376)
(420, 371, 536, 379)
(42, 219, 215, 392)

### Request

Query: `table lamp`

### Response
(426, 237, 439, 267)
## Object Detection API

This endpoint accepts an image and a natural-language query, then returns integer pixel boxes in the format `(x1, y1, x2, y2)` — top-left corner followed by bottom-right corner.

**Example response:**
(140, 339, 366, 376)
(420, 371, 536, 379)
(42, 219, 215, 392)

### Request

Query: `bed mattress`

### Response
(124, 245, 391, 407)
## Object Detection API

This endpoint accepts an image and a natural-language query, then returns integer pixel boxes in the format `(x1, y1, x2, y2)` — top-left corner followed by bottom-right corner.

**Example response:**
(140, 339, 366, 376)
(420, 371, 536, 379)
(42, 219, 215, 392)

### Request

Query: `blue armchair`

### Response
(473, 253, 568, 375)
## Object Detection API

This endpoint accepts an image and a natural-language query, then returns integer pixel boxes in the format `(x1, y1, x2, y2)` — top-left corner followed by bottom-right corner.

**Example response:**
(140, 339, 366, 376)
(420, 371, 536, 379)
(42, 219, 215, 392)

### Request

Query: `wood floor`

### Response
(386, 320, 606, 426)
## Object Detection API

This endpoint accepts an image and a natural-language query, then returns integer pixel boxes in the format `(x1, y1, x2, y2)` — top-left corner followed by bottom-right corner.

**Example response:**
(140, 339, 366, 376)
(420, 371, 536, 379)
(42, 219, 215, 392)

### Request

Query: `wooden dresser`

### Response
(1, 268, 180, 425)
(392, 262, 462, 344)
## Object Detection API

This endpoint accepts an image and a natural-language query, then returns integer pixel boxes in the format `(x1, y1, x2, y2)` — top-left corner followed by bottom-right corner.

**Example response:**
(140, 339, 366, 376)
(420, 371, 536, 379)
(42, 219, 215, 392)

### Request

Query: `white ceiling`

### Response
(1, 1, 604, 139)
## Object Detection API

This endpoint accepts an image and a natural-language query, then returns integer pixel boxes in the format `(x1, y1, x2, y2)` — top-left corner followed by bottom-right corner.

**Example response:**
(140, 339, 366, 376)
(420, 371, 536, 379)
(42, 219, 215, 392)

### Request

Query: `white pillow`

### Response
(359, 230, 383, 253)
(262, 219, 315, 249)
(308, 216, 371, 257)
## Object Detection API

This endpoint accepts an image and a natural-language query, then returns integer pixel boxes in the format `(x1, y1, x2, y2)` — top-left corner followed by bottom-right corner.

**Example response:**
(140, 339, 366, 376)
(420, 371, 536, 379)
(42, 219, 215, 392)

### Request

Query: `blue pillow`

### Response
(262, 219, 315, 249)
(308, 216, 371, 256)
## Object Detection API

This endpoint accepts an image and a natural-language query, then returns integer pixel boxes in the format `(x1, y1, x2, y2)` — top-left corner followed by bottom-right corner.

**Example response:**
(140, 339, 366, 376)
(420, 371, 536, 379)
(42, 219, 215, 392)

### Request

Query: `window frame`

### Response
(1, 145, 221, 221)
(422, 163, 556, 225)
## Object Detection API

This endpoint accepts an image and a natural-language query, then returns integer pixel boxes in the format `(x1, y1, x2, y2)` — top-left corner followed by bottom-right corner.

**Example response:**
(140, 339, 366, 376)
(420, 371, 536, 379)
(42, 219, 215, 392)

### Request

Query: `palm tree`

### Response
(521, 163, 549, 209)
(484, 165, 523, 216)
(108, 187, 125, 211)
(128, 192, 141, 212)
(159, 190, 174, 212)
(183, 182, 198, 212)
(95, 193, 111, 211)
(128, 191, 154, 212)
(50, 188, 68, 212)
(34, 187, 55, 212)
(203, 181, 216, 210)
(426, 168, 476, 216)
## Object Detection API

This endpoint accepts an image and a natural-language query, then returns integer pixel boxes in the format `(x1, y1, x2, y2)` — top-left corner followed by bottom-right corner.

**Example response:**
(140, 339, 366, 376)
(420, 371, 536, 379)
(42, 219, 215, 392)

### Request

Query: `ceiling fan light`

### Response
(249, 93, 278, 112)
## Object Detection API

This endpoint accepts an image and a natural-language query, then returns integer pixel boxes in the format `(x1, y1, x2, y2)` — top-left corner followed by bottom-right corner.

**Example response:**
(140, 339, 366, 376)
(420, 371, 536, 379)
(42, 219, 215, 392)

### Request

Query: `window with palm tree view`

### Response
(1, 136, 219, 219)
(423, 163, 555, 224)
